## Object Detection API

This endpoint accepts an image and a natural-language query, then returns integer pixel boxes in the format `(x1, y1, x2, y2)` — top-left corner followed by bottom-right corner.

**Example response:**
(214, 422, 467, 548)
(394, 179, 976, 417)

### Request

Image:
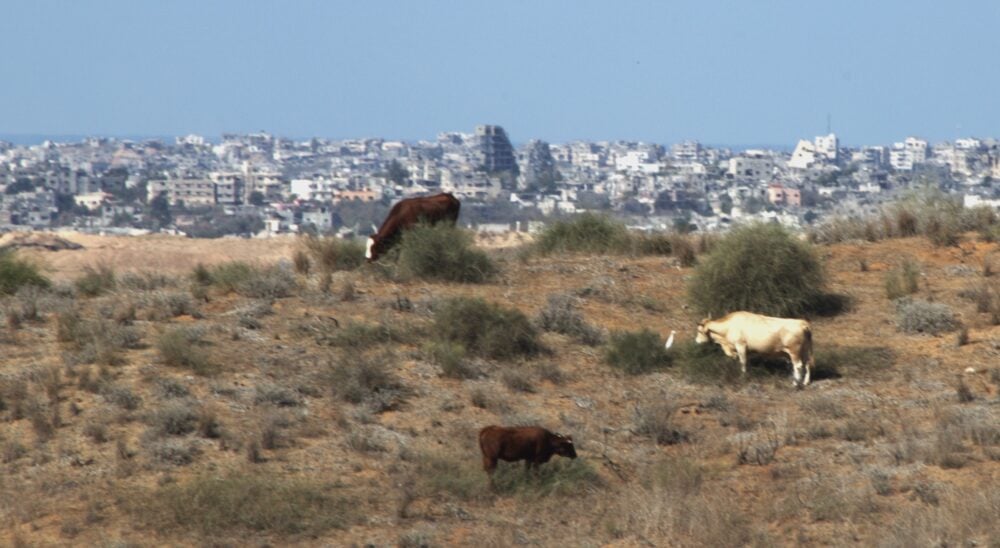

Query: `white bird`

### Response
(664, 330, 676, 350)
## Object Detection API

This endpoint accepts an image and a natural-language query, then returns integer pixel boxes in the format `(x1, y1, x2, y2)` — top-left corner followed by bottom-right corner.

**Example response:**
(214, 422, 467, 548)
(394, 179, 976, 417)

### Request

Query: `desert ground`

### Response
(0, 229, 998, 546)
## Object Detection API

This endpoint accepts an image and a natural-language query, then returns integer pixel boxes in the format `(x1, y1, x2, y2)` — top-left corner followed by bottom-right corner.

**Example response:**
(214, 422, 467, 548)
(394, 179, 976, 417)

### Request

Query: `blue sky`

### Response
(1, 1, 998, 146)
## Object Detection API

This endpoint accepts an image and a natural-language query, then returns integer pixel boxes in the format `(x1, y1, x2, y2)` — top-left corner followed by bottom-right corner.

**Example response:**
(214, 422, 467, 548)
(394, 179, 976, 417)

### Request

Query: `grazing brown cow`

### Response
(478, 425, 577, 482)
(365, 192, 461, 262)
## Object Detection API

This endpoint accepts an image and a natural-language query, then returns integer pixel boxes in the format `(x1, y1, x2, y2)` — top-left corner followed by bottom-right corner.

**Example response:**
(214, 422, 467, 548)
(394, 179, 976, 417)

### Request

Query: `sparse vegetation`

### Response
(131, 473, 350, 535)
(74, 263, 116, 297)
(885, 260, 921, 300)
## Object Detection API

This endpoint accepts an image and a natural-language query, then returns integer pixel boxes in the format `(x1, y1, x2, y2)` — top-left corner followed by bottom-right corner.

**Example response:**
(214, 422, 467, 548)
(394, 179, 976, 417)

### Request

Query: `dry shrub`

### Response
(75, 263, 117, 297)
(434, 297, 541, 360)
(633, 399, 688, 445)
(145, 401, 198, 437)
(149, 439, 200, 465)
(324, 352, 406, 413)
(605, 329, 671, 375)
(535, 293, 603, 345)
(894, 298, 958, 334)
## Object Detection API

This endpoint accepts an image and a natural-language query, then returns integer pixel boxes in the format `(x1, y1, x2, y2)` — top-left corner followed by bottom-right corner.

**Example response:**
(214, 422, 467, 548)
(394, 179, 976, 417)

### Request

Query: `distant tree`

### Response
(249, 191, 265, 206)
(4, 178, 35, 194)
(150, 192, 172, 227)
(743, 195, 765, 214)
(387, 160, 409, 185)
(673, 212, 695, 234)
(718, 194, 733, 215)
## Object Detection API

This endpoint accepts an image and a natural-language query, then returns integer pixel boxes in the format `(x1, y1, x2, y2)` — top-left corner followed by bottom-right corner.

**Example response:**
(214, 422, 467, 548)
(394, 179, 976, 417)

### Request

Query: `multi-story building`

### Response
(473, 125, 518, 174)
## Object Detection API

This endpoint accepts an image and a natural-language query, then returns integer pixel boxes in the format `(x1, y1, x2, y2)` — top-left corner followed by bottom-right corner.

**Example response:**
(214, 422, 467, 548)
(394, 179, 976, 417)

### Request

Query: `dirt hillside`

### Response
(0, 231, 998, 546)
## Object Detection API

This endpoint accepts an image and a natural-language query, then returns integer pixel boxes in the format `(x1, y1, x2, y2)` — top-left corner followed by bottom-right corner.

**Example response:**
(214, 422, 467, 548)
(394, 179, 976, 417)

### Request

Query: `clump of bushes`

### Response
(324, 352, 406, 413)
(534, 213, 633, 255)
(0, 250, 50, 295)
(604, 329, 671, 375)
(434, 297, 541, 360)
(395, 223, 496, 283)
(895, 298, 959, 334)
(688, 223, 826, 317)
(535, 293, 604, 345)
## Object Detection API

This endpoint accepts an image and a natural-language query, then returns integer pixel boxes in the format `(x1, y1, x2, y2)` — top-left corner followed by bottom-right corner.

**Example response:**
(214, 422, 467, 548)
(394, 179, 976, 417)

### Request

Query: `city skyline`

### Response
(2, 1, 999, 146)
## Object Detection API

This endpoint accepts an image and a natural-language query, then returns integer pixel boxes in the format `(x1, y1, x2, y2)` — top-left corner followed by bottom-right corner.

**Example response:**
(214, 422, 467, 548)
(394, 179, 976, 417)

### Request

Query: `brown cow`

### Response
(365, 192, 461, 262)
(478, 425, 577, 483)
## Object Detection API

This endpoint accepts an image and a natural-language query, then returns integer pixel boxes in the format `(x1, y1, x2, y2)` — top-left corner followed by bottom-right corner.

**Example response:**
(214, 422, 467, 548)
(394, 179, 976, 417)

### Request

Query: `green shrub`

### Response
(687, 223, 825, 317)
(131, 472, 349, 535)
(302, 235, 365, 273)
(604, 329, 671, 375)
(396, 223, 496, 283)
(434, 297, 541, 360)
(192, 261, 295, 298)
(0, 250, 50, 295)
(885, 260, 921, 300)
(315, 320, 409, 348)
(157, 327, 216, 375)
(423, 340, 476, 379)
(534, 213, 632, 255)
(895, 299, 959, 334)
(74, 263, 116, 297)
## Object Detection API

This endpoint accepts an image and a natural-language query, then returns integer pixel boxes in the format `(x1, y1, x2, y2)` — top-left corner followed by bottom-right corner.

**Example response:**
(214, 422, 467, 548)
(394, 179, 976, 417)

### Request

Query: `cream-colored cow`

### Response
(696, 311, 814, 388)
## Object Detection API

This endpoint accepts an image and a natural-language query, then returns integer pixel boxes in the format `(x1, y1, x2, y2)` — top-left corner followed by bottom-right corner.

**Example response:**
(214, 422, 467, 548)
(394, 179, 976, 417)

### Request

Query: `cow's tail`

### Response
(803, 324, 814, 366)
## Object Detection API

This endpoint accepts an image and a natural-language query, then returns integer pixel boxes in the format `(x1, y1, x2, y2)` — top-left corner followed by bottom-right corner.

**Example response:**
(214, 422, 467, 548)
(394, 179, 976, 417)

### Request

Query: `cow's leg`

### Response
(484, 457, 498, 489)
(791, 358, 804, 388)
(803, 349, 813, 387)
(736, 343, 748, 375)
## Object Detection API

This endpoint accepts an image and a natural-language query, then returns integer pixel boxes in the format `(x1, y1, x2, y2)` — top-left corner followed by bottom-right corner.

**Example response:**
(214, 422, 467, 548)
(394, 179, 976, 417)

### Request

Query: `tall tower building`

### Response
(474, 125, 518, 175)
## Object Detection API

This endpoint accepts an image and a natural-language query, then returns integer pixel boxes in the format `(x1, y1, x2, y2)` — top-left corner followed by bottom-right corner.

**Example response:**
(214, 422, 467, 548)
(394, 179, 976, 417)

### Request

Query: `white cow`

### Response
(695, 311, 814, 388)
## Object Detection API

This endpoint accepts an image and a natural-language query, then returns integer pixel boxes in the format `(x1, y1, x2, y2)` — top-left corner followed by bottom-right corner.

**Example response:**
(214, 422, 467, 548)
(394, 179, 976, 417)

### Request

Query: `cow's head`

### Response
(365, 234, 383, 262)
(695, 318, 711, 344)
(550, 433, 577, 459)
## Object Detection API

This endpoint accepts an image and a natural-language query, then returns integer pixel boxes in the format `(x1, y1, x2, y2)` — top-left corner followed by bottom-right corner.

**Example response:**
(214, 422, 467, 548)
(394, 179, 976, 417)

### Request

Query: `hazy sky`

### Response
(2, 1, 998, 146)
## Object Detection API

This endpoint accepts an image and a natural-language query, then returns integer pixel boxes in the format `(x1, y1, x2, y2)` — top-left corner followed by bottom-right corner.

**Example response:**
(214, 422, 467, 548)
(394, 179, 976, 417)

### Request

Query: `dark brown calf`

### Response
(478, 425, 577, 481)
